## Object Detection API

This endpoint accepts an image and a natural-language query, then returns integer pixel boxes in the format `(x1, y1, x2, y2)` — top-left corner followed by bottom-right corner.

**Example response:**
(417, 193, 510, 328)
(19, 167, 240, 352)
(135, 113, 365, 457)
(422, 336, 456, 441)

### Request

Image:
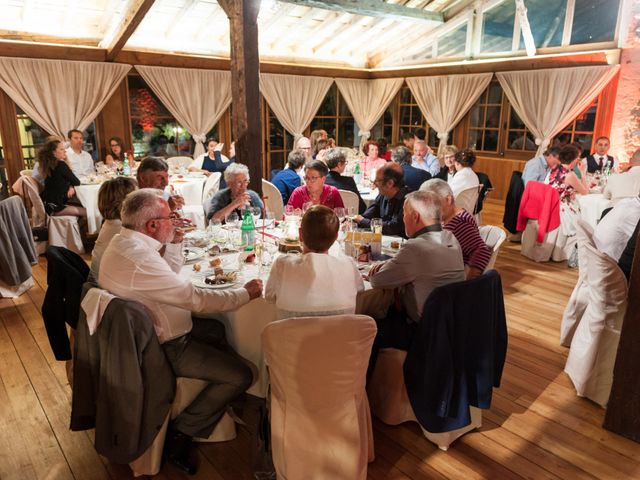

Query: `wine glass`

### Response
(351, 230, 362, 262)
(225, 211, 239, 227)
(334, 207, 346, 223)
(250, 206, 261, 223)
(370, 218, 383, 234)
(207, 218, 222, 243)
(264, 210, 276, 228)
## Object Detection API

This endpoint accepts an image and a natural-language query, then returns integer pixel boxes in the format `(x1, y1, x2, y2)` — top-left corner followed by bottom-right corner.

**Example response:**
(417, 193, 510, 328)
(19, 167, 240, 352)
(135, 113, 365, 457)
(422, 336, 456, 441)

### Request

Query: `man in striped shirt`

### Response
(421, 179, 492, 279)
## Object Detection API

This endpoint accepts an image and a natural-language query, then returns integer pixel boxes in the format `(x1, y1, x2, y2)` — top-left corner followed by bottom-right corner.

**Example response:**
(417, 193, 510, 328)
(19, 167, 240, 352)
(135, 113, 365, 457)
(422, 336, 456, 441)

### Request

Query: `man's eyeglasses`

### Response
(232, 180, 250, 186)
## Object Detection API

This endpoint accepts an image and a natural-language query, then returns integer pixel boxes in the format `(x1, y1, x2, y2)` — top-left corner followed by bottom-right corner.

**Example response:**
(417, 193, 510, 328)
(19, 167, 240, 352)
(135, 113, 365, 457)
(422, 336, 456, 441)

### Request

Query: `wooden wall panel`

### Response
(95, 79, 132, 161)
(475, 156, 526, 203)
(0, 89, 23, 189)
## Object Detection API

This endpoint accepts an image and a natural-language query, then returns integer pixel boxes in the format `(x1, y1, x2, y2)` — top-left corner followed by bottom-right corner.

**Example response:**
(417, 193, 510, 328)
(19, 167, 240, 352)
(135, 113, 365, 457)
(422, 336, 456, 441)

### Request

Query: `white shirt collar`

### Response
(120, 228, 163, 251)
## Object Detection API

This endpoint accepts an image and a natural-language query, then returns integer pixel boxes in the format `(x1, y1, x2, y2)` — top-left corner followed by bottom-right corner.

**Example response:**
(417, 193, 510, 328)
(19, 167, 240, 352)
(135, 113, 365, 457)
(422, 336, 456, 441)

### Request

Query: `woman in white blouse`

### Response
(448, 148, 480, 198)
(89, 176, 138, 282)
(265, 205, 364, 320)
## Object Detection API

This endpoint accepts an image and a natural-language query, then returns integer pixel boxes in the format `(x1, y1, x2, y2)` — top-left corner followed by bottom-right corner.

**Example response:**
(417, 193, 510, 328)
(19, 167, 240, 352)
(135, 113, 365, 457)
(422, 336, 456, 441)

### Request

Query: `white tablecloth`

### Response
(170, 175, 206, 206)
(579, 194, 613, 229)
(358, 186, 378, 208)
(75, 184, 101, 234)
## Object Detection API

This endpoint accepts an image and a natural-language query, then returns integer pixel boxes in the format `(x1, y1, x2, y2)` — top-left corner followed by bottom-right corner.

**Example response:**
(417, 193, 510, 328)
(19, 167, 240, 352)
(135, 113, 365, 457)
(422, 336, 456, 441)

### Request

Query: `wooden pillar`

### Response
(95, 78, 133, 161)
(603, 228, 640, 442)
(0, 89, 24, 189)
(218, 0, 263, 195)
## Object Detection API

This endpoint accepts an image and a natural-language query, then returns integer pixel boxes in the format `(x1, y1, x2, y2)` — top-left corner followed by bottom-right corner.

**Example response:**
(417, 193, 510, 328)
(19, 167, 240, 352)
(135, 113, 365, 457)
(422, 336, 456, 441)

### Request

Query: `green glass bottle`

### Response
(241, 208, 256, 251)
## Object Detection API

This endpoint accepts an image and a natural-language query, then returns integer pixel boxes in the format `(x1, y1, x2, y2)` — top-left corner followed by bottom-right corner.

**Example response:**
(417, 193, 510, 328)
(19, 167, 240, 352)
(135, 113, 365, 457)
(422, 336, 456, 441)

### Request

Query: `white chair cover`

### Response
(166, 156, 194, 170)
(202, 172, 222, 207)
(455, 185, 481, 215)
(182, 172, 222, 229)
(561, 220, 595, 346)
(338, 189, 360, 213)
(262, 315, 377, 480)
(20, 169, 33, 177)
(564, 244, 628, 407)
(367, 348, 482, 451)
(0, 277, 35, 298)
(129, 377, 237, 477)
(520, 219, 567, 263)
(262, 179, 284, 220)
(479, 225, 507, 271)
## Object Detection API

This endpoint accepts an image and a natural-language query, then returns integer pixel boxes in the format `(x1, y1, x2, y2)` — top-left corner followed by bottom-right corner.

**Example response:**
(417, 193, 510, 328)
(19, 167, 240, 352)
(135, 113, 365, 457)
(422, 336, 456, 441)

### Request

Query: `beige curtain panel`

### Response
(335, 78, 404, 151)
(406, 73, 493, 145)
(136, 65, 232, 158)
(496, 65, 620, 156)
(259, 73, 333, 145)
(0, 57, 130, 140)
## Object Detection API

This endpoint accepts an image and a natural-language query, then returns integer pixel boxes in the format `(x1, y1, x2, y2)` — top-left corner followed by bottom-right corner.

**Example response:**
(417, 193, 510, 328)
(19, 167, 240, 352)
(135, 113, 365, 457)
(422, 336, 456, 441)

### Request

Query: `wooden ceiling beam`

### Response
(0, 30, 98, 47)
(277, 0, 444, 23)
(101, 0, 156, 61)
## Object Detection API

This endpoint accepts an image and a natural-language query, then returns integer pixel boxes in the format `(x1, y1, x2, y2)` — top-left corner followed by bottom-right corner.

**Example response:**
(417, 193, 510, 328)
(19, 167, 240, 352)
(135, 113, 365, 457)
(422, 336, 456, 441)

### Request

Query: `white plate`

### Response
(182, 247, 206, 262)
(192, 273, 238, 289)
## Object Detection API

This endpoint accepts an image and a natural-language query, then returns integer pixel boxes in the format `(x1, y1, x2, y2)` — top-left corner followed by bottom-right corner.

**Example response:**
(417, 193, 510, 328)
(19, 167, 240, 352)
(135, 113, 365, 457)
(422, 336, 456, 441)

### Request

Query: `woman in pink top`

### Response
(360, 140, 387, 180)
(287, 160, 345, 210)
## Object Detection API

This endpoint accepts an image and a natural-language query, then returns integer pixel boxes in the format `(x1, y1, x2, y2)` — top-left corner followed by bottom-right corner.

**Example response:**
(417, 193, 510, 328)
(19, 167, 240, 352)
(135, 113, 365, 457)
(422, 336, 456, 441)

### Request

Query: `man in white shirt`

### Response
(65, 129, 95, 178)
(593, 195, 640, 263)
(99, 189, 262, 474)
(411, 140, 440, 177)
(265, 205, 364, 319)
(603, 149, 640, 202)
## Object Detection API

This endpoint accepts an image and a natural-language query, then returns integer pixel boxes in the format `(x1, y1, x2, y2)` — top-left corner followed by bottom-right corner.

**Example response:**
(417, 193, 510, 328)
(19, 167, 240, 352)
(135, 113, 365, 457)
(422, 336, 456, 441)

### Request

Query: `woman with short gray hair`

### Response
(208, 163, 264, 222)
(420, 178, 491, 279)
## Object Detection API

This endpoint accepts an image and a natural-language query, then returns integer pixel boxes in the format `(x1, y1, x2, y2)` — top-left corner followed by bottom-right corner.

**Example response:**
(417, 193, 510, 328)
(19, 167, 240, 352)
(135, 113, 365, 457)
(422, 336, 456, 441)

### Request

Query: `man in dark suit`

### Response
(584, 136, 616, 173)
(390, 145, 431, 192)
(324, 148, 367, 213)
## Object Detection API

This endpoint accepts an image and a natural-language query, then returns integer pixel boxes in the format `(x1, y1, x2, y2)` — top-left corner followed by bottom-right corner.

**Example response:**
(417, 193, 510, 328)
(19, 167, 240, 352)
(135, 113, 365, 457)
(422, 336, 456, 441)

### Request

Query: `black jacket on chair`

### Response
(42, 246, 89, 360)
(403, 271, 507, 433)
(503, 171, 524, 234)
(475, 171, 493, 214)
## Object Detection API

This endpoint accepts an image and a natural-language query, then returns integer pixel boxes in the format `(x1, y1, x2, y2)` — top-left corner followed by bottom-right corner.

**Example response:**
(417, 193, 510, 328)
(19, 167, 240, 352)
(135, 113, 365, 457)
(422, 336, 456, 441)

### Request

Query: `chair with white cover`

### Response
(339, 189, 360, 213)
(20, 169, 33, 177)
(166, 156, 193, 171)
(564, 243, 628, 407)
(182, 172, 222, 229)
(560, 220, 595, 347)
(262, 179, 284, 220)
(455, 185, 481, 215)
(20, 176, 84, 254)
(0, 196, 37, 298)
(479, 225, 507, 271)
(262, 315, 377, 480)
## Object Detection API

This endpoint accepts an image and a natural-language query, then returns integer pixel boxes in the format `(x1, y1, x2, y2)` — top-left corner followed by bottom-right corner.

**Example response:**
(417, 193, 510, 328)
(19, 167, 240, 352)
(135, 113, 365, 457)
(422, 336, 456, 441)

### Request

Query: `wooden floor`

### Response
(1, 200, 639, 479)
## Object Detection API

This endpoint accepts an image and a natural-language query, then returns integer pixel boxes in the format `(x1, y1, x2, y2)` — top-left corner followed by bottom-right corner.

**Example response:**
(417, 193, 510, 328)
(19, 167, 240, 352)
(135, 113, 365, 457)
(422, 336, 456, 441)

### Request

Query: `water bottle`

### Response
(354, 160, 362, 185)
(123, 156, 131, 176)
(241, 208, 256, 251)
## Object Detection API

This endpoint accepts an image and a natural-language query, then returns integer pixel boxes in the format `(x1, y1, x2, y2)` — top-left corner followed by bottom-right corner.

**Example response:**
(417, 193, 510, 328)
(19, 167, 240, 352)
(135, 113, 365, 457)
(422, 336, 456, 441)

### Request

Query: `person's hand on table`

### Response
(168, 194, 185, 211)
(171, 228, 185, 244)
(244, 279, 263, 300)
(353, 215, 364, 223)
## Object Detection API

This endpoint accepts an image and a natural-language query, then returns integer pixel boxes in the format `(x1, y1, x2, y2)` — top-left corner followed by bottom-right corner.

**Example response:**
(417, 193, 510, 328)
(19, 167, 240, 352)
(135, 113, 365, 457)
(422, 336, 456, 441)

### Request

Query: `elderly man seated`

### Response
(137, 156, 185, 212)
(522, 147, 560, 186)
(265, 205, 364, 319)
(420, 179, 492, 278)
(604, 149, 640, 203)
(367, 190, 465, 372)
(208, 163, 264, 222)
(323, 148, 367, 213)
(354, 163, 408, 237)
(99, 189, 262, 474)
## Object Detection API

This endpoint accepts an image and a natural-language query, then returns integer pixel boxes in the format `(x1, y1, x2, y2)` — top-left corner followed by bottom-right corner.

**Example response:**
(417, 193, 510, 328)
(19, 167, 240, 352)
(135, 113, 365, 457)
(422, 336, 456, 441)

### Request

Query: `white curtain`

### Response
(496, 65, 620, 155)
(136, 65, 232, 158)
(0, 57, 130, 139)
(335, 78, 404, 150)
(259, 73, 333, 144)
(406, 73, 493, 145)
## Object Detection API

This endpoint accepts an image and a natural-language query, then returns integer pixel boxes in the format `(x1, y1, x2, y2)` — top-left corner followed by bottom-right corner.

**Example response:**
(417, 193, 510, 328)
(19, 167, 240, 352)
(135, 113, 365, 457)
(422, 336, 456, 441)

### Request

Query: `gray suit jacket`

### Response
(71, 285, 175, 464)
(370, 228, 465, 322)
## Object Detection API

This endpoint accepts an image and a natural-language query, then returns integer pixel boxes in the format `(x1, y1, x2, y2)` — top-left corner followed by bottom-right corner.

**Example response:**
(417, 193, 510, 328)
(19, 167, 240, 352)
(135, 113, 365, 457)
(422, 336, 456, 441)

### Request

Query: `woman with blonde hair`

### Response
(436, 144, 459, 181)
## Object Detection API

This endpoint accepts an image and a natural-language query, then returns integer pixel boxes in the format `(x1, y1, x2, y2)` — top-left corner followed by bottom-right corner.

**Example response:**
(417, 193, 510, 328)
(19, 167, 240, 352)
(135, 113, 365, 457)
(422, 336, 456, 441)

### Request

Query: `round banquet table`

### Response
(181, 231, 399, 397)
(578, 194, 613, 229)
(75, 183, 102, 234)
(169, 174, 207, 206)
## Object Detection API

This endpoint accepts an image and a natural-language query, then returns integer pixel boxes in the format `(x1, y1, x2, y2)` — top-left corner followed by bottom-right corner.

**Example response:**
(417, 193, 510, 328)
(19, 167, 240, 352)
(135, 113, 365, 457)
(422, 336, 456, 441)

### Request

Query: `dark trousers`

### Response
(162, 317, 253, 438)
(367, 306, 417, 381)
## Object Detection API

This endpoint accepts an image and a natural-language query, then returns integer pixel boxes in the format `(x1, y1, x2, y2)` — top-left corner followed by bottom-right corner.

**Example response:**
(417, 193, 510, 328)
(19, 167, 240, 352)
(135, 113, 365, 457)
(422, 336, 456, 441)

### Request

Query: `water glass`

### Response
(251, 206, 262, 223)
(334, 207, 346, 222)
(225, 211, 239, 227)
(370, 218, 383, 234)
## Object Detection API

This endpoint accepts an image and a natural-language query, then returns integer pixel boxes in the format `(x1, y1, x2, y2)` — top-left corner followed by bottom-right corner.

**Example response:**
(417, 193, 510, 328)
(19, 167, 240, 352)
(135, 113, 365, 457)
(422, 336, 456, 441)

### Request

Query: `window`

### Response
(467, 81, 503, 152)
(128, 75, 218, 158)
(481, 1, 516, 53)
(309, 84, 356, 147)
(437, 23, 467, 58)
(264, 103, 294, 173)
(371, 106, 393, 144)
(518, 0, 566, 49)
(553, 99, 599, 154)
(16, 108, 98, 168)
(571, 0, 619, 45)
(506, 108, 537, 152)
(398, 85, 443, 148)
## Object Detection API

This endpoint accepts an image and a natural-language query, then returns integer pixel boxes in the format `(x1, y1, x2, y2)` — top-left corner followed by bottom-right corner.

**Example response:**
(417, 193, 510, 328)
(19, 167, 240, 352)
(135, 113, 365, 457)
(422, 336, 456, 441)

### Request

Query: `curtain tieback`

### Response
(358, 130, 371, 137)
(192, 134, 207, 144)
(535, 137, 551, 151)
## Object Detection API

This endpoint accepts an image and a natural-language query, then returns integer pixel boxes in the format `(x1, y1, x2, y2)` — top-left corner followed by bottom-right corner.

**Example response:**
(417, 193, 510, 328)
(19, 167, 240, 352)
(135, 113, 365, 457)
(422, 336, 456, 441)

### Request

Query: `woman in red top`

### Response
(287, 160, 344, 210)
